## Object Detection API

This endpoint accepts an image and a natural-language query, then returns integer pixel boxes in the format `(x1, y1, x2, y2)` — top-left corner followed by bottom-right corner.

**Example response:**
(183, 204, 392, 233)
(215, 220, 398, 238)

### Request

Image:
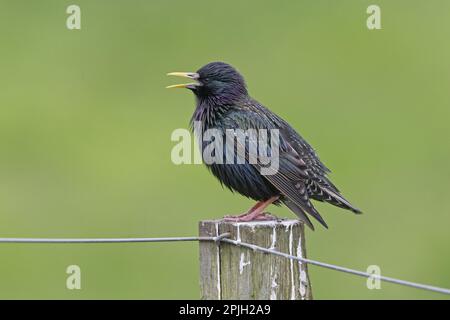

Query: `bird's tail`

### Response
(282, 198, 328, 230)
(321, 186, 362, 214)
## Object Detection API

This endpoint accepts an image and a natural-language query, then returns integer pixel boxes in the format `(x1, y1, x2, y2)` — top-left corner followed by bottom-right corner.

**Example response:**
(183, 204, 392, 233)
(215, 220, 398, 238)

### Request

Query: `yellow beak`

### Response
(166, 72, 200, 89)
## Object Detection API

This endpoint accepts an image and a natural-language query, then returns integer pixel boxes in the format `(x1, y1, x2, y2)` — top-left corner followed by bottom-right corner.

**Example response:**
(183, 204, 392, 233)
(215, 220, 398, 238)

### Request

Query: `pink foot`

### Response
(223, 196, 279, 222)
(223, 211, 277, 222)
(223, 212, 251, 219)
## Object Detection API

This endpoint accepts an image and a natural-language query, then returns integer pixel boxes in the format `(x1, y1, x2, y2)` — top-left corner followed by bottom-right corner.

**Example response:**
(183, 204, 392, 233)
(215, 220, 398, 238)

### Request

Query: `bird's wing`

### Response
(248, 102, 361, 214)
(222, 105, 329, 228)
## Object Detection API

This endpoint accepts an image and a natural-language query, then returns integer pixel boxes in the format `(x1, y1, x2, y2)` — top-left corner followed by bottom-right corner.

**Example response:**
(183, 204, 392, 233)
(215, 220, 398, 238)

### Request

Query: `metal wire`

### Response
(0, 233, 449, 296)
(219, 238, 450, 295)
(0, 233, 230, 244)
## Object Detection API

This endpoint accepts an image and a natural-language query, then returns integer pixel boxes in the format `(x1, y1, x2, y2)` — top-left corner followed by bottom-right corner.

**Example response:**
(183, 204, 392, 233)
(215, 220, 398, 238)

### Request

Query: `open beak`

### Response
(166, 72, 200, 89)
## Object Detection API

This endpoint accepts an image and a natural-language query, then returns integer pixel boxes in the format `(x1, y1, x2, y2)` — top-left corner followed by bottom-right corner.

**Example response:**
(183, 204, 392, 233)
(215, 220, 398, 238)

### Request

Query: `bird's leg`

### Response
(224, 201, 266, 219)
(223, 196, 279, 222)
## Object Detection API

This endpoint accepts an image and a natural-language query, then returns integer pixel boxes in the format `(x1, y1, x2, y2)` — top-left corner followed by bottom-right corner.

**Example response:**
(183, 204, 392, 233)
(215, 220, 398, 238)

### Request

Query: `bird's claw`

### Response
(223, 212, 277, 222)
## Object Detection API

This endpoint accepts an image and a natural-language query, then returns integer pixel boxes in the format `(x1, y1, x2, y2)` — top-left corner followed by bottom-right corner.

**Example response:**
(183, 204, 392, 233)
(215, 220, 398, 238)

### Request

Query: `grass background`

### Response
(0, 0, 449, 299)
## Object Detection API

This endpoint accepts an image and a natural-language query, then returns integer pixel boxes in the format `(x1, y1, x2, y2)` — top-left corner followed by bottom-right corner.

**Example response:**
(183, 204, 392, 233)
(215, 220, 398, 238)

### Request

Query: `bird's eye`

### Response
(203, 77, 209, 82)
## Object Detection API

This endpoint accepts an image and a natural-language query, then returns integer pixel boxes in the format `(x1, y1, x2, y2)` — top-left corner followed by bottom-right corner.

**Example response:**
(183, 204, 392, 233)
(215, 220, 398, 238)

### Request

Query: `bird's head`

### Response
(167, 62, 248, 104)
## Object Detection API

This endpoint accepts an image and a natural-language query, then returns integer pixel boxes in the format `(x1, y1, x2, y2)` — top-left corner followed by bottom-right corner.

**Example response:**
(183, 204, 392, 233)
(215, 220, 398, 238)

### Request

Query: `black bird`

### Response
(167, 62, 361, 229)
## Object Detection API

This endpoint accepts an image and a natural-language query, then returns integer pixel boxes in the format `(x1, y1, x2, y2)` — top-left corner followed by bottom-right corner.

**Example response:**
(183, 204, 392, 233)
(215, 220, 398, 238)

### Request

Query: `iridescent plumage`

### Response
(170, 62, 361, 229)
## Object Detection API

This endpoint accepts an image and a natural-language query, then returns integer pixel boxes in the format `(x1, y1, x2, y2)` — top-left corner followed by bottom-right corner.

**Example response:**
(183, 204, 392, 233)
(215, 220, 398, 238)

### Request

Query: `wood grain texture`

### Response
(199, 219, 312, 300)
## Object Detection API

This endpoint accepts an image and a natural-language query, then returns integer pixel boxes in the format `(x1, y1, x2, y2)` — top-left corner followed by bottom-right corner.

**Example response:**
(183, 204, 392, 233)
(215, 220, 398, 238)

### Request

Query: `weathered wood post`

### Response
(199, 219, 312, 300)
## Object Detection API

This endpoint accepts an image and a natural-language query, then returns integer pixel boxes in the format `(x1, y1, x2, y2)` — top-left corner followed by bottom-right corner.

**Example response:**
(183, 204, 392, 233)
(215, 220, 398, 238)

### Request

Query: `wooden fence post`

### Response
(199, 219, 313, 300)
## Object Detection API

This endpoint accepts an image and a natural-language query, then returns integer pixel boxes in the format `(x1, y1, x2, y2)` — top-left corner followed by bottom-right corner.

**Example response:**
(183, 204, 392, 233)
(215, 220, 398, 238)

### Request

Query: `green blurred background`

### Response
(0, 0, 449, 299)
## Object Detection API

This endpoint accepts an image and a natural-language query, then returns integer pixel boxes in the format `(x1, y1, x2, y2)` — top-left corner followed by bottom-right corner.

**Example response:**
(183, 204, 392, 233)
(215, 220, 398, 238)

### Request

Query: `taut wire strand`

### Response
(0, 232, 449, 295)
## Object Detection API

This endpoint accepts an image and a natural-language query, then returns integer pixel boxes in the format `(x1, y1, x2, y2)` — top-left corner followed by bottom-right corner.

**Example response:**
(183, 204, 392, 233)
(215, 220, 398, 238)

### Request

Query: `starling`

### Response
(167, 62, 361, 229)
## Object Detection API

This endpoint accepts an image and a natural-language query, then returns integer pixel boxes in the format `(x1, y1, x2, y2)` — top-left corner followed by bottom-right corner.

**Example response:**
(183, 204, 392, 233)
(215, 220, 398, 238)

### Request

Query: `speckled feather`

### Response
(188, 62, 361, 229)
